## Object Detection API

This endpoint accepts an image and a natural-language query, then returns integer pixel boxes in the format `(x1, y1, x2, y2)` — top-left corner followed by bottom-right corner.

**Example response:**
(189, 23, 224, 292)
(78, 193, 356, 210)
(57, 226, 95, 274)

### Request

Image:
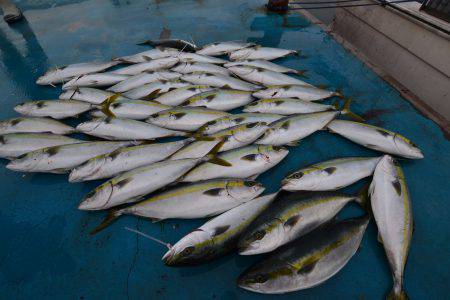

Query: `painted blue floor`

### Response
(0, 0, 449, 299)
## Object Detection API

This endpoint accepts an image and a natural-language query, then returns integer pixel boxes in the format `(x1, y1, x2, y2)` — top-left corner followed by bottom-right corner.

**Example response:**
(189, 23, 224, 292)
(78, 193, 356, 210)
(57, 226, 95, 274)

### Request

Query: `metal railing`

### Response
(420, 0, 450, 22)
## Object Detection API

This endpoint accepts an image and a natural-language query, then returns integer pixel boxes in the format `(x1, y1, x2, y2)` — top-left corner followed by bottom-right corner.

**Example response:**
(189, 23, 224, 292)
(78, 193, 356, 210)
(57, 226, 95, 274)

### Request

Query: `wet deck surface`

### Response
(1, 0, 449, 299)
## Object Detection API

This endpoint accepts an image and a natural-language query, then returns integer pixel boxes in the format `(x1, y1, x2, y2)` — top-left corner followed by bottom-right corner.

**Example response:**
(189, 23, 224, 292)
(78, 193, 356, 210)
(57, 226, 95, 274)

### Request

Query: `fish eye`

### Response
(293, 172, 303, 179)
(255, 274, 268, 283)
(181, 246, 195, 257)
(253, 230, 266, 240)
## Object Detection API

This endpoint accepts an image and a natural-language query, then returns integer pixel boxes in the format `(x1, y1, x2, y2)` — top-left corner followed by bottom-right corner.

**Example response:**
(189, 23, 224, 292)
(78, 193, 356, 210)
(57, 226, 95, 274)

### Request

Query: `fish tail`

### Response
(90, 208, 124, 235)
(335, 87, 344, 99)
(387, 279, 408, 300)
(339, 97, 365, 122)
(204, 139, 232, 167)
(294, 69, 308, 78)
(100, 94, 121, 118)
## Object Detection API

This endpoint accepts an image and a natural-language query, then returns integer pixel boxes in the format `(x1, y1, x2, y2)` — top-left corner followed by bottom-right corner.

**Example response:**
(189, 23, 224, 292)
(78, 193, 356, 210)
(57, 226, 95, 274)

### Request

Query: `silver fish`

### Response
(59, 88, 129, 104)
(162, 193, 277, 266)
(6, 141, 132, 173)
(62, 73, 130, 90)
(327, 120, 424, 159)
(76, 117, 187, 140)
(196, 41, 256, 56)
(198, 113, 283, 135)
(110, 57, 180, 76)
(224, 60, 305, 75)
(181, 89, 254, 111)
(107, 70, 182, 93)
(123, 80, 190, 99)
(153, 85, 214, 106)
(113, 48, 176, 64)
(14, 100, 93, 119)
(78, 141, 228, 211)
(257, 111, 338, 146)
(253, 85, 339, 101)
(172, 62, 231, 76)
(170, 122, 269, 159)
(0, 117, 75, 135)
(237, 216, 369, 294)
(369, 155, 412, 300)
(243, 98, 333, 115)
(167, 50, 229, 64)
(181, 145, 289, 182)
(229, 66, 311, 87)
(69, 138, 194, 182)
(181, 72, 262, 91)
(238, 190, 366, 255)
(36, 61, 119, 85)
(282, 156, 382, 191)
(90, 99, 171, 120)
(0, 133, 80, 159)
(146, 107, 230, 131)
(229, 46, 298, 61)
(139, 39, 198, 52)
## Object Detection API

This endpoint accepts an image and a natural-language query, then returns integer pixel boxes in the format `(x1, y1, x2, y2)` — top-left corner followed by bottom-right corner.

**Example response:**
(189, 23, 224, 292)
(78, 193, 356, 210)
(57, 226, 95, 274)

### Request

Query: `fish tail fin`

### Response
(101, 94, 121, 118)
(335, 87, 344, 99)
(387, 280, 408, 300)
(204, 139, 232, 166)
(294, 69, 308, 78)
(90, 208, 124, 235)
(339, 97, 365, 122)
(354, 182, 371, 212)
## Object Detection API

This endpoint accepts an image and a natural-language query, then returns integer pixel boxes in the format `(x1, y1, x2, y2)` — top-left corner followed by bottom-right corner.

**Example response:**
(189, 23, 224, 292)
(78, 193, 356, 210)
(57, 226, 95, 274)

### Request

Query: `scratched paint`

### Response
(0, 0, 449, 299)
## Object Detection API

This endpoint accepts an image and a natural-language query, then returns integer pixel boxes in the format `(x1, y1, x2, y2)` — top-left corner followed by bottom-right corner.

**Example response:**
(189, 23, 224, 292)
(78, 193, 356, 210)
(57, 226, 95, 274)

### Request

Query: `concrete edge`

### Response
(295, 7, 450, 138)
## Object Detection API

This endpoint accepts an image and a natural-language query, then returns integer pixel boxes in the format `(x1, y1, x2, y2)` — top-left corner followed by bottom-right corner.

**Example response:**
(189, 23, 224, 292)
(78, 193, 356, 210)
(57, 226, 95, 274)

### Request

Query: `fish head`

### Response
(281, 167, 323, 191)
(78, 182, 114, 211)
(162, 229, 213, 266)
(229, 47, 253, 60)
(14, 101, 45, 115)
(234, 122, 270, 142)
(226, 180, 265, 201)
(259, 145, 289, 164)
(75, 119, 104, 133)
(393, 134, 424, 159)
(146, 110, 177, 127)
(374, 154, 400, 179)
(238, 218, 285, 255)
(228, 66, 255, 76)
(36, 68, 61, 85)
(242, 101, 263, 113)
(69, 155, 108, 183)
(197, 116, 231, 134)
(6, 151, 43, 172)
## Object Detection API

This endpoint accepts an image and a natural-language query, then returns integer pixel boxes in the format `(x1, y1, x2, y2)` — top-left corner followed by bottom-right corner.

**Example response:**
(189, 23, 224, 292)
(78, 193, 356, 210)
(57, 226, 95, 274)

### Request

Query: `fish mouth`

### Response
(68, 170, 83, 183)
(161, 249, 176, 266)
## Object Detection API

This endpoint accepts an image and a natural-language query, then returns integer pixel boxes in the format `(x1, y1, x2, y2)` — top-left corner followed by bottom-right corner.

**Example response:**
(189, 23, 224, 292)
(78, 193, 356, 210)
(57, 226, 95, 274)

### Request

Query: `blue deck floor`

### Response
(1, 0, 449, 299)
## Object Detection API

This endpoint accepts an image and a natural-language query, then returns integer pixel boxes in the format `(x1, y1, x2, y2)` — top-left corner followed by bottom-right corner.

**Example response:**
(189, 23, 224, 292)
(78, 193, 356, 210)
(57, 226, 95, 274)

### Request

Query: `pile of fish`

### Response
(0, 38, 422, 298)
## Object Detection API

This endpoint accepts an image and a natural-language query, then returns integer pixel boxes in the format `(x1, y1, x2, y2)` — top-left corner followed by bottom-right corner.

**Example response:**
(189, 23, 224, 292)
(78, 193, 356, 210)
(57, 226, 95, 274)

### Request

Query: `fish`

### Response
(113, 48, 175, 64)
(282, 156, 382, 191)
(62, 73, 130, 90)
(59, 88, 129, 104)
(36, 61, 119, 85)
(146, 107, 230, 131)
(78, 141, 230, 211)
(123, 80, 190, 99)
(229, 46, 298, 61)
(14, 100, 94, 119)
(237, 215, 369, 294)
(168, 51, 229, 65)
(6, 141, 133, 173)
(69, 138, 195, 182)
(256, 111, 339, 146)
(238, 190, 367, 255)
(243, 98, 334, 115)
(224, 60, 306, 76)
(170, 122, 270, 159)
(90, 99, 171, 120)
(110, 57, 180, 76)
(228, 66, 311, 87)
(76, 117, 187, 140)
(153, 85, 214, 106)
(197, 113, 283, 135)
(0, 133, 81, 159)
(180, 72, 262, 91)
(94, 179, 265, 233)
(253, 85, 339, 101)
(172, 62, 231, 76)
(0, 117, 75, 135)
(162, 193, 277, 266)
(139, 39, 198, 52)
(369, 155, 413, 300)
(196, 41, 256, 56)
(107, 70, 182, 93)
(180, 145, 289, 182)
(181, 89, 254, 111)
(327, 120, 424, 159)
